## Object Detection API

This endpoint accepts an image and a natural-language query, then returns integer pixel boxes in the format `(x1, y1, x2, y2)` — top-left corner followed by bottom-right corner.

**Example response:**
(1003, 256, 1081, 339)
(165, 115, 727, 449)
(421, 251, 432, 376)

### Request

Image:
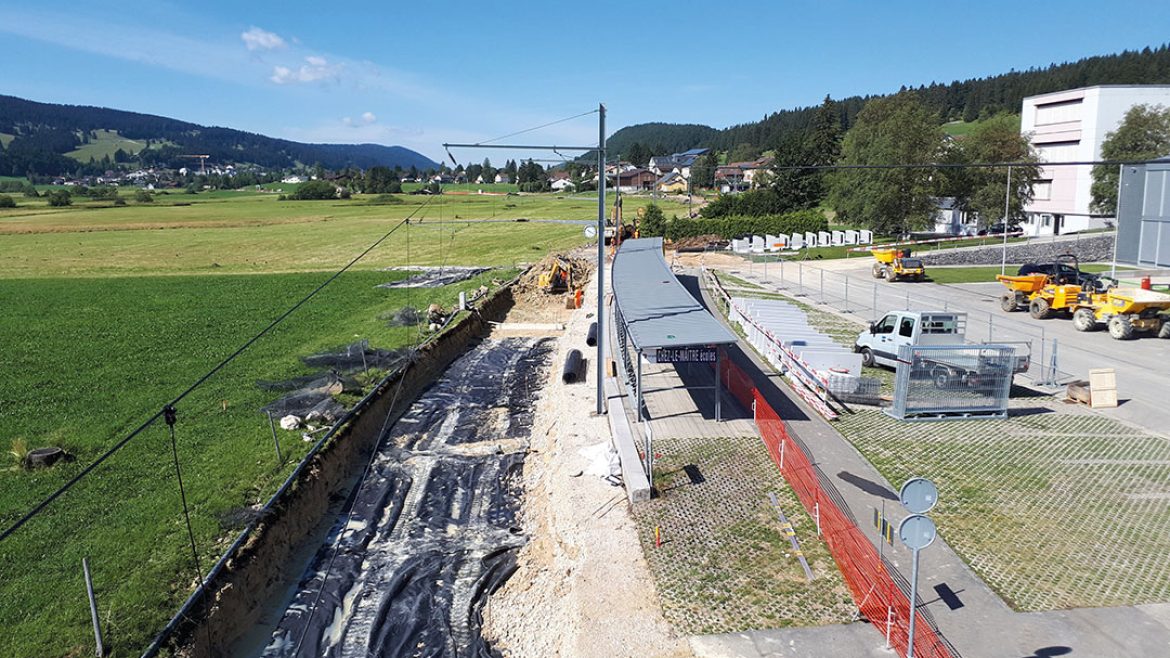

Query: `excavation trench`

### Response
(256, 336, 555, 658)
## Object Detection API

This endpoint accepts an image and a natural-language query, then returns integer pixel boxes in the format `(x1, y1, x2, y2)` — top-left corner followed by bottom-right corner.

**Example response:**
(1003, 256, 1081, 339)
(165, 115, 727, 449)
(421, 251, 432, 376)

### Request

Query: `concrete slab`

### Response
(690, 624, 894, 658)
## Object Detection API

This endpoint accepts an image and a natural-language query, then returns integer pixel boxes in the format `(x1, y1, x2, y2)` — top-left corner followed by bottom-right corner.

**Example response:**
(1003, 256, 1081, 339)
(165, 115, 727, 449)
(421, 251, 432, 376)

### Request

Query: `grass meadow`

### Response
(0, 188, 688, 655)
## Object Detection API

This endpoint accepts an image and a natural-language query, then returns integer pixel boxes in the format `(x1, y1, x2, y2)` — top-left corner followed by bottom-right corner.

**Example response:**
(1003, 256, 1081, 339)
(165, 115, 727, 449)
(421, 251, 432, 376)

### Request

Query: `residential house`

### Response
(1020, 84, 1170, 236)
(494, 171, 513, 184)
(931, 197, 975, 235)
(550, 178, 576, 192)
(656, 171, 689, 194)
(648, 148, 710, 180)
(612, 168, 657, 192)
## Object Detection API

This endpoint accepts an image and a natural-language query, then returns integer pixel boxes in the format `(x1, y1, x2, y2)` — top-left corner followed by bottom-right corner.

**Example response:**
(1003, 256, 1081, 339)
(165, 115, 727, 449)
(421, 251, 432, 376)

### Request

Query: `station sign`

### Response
(655, 346, 717, 363)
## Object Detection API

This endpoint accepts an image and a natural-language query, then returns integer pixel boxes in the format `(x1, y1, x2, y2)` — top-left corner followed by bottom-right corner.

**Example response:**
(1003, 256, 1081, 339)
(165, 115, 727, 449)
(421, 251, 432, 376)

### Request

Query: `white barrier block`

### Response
(804, 232, 818, 247)
(789, 234, 804, 249)
(818, 231, 831, 246)
(832, 230, 845, 245)
(845, 229, 859, 244)
(798, 349, 863, 378)
(859, 229, 873, 244)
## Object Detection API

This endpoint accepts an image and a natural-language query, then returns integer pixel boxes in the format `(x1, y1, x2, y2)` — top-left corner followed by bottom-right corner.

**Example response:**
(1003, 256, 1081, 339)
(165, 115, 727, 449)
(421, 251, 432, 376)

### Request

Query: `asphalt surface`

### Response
(724, 258, 1170, 437)
(682, 269, 1170, 658)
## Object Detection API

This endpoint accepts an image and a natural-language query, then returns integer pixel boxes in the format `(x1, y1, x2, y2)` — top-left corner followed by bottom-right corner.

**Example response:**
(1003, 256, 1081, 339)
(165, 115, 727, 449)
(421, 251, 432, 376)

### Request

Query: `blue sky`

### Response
(2, 1, 1169, 164)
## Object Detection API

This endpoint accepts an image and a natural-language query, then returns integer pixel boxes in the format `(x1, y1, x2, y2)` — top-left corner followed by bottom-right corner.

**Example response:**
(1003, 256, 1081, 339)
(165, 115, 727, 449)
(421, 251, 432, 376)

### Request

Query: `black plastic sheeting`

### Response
(260, 337, 554, 658)
(378, 267, 490, 289)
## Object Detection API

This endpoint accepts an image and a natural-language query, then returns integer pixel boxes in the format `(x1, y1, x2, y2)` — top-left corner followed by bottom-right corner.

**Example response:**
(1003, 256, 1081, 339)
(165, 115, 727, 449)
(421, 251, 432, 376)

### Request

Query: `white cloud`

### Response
(241, 26, 285, 51)
(270, 56, 340, 84)
(342, 112, 378, 127)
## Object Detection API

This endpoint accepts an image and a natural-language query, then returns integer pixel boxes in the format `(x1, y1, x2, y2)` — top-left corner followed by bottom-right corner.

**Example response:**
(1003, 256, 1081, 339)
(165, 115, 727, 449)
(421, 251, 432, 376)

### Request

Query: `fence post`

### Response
(266, 411, 283, 463)
(872, 282, 877, 316)
(1049, 338, 1059, 385)
(779, 258, 785, 288)
(1038, 335, 1046, 385)
(798, 260, 804, 295)
(905, 290, 910, 311)
(820, 269, 825, 303)
(844, 275, 850, 313)
(779, 436, 786, 471)
(815, 495, 821, 537)
(988, 314, 994, 342)
(885, 605, 894, 650)
(83, 557, 105, 658)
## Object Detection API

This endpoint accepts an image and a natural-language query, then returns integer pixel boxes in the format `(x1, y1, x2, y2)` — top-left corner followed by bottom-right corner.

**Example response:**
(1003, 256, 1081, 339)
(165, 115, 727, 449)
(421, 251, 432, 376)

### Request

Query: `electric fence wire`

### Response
(0, 196, 436, 544)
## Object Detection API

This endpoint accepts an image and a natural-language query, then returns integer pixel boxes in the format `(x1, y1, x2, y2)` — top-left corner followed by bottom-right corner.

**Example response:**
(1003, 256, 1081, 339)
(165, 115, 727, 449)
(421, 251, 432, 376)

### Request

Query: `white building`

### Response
(1020, 85, 1170, 236)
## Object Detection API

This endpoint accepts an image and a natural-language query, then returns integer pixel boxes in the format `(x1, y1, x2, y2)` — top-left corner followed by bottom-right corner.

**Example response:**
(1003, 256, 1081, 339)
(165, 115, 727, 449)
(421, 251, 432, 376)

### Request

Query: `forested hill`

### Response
(612, 44, 1170, 156)
(0, 94, 438, 175)
(606, 123, 719, 159)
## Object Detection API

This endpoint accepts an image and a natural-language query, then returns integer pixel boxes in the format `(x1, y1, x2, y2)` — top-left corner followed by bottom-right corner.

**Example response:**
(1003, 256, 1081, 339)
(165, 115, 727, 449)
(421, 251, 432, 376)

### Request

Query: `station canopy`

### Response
(612, 238, 737, 352)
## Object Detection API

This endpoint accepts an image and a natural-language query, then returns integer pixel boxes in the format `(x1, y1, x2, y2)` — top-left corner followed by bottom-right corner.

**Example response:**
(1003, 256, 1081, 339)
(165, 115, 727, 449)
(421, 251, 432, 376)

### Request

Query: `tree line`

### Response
(0, 94, 438, 176)
(611, 43, 1170, 163)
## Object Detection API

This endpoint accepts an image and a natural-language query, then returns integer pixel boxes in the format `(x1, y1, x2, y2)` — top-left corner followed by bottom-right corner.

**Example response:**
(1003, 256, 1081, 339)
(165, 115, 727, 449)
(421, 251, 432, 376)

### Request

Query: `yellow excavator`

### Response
(537, 257, 572, 293)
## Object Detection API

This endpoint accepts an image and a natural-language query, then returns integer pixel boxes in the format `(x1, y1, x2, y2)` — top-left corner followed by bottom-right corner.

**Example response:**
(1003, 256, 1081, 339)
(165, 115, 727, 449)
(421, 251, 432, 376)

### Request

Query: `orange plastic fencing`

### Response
(716, 354, 958, 658)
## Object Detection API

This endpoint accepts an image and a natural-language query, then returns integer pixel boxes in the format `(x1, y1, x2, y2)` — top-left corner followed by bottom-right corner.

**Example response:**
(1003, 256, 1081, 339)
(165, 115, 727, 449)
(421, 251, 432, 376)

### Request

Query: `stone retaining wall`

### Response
(920, 234, 1115, 266)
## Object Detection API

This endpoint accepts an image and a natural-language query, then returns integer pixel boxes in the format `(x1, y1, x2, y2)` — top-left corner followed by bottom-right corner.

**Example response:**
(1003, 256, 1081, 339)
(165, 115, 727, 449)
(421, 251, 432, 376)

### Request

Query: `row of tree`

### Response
(704, 94, 1170, 234)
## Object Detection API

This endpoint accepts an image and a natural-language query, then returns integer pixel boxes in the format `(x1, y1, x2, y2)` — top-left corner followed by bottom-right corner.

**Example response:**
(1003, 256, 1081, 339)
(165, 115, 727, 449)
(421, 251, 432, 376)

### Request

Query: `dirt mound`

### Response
(514, 253, 592, 296)
(672, 234, 729, 251)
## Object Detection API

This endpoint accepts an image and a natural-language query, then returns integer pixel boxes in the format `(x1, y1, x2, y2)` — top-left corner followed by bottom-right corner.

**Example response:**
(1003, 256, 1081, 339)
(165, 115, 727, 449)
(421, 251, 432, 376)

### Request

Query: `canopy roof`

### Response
(612, 238, 737, 351)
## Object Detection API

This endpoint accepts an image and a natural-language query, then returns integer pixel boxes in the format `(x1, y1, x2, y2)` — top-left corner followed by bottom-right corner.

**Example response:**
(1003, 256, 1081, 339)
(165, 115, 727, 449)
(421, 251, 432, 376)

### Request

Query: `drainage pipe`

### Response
(562, 349, 584, 384)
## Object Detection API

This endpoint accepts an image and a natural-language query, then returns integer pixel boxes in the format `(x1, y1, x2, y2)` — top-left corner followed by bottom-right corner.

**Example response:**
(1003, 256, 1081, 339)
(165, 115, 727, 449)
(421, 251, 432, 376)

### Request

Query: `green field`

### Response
(0, 188, 688, 656)
(0, 190, 685, 278)
(65, 129, 149, 162)
(928, 263, 1132, 284)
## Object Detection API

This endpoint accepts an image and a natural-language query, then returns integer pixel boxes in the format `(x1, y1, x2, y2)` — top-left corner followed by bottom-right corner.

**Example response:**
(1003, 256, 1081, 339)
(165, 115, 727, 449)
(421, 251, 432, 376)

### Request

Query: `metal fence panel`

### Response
(888, 345, 1014, 421)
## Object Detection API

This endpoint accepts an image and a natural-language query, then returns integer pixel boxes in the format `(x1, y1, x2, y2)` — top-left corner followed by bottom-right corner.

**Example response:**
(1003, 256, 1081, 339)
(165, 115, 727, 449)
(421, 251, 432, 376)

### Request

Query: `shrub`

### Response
(288, 180, 339, 200)
(134, 189, 154, 203)
(0, 194, 15, 208)
(47, 190, 72, 207)
(700, 188, 801, 219)
(368, 194, 403, 205)
(639, 203, 667, 237)
(665, 210, 828, 241)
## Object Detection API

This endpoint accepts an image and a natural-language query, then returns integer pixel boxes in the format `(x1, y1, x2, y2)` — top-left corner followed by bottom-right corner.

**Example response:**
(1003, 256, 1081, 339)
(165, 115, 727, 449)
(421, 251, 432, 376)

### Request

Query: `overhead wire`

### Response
(0, 195, 437, 544)
(478, 108, 599, 146)
(291, 195, 456, 656)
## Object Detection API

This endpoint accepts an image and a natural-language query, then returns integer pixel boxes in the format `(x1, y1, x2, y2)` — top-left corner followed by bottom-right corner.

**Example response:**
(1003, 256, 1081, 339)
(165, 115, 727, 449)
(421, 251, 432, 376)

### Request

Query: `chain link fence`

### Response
(888, 345, 1015, 420)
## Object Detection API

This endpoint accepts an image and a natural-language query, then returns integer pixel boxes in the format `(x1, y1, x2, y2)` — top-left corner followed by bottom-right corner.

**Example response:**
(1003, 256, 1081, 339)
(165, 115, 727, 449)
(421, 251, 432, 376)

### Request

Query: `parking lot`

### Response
(720, 256, 1170, 437)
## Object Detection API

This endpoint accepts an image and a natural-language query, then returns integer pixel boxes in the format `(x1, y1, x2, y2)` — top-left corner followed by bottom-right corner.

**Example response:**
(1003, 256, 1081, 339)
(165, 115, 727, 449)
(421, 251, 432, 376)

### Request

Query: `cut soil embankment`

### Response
(259, 337, 555, 657)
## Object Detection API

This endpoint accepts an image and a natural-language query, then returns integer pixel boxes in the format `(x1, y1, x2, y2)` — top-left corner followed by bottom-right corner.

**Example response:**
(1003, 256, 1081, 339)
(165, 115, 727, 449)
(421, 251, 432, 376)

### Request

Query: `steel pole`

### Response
(1001, 165, 1012, 276)
(596, 104, 606, 415)
(1112, 163, 1124, 278)
(907, 548, 920, 658)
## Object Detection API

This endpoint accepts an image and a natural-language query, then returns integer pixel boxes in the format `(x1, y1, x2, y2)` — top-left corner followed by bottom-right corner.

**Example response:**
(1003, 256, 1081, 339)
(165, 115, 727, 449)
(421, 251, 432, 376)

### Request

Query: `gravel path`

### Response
(483, 268, 691, 658)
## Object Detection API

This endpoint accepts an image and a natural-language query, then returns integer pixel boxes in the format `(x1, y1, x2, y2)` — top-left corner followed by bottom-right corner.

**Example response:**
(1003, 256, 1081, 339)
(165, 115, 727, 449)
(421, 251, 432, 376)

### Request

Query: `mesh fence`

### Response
(888, 345, 1015, 420)
(716, 357, 960, 658)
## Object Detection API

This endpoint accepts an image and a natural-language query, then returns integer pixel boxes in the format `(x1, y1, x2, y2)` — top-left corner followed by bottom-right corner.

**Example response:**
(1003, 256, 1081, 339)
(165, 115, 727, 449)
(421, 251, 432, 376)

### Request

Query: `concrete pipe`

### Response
(562, 349, 584, 384)
(586, 322, 598, 347)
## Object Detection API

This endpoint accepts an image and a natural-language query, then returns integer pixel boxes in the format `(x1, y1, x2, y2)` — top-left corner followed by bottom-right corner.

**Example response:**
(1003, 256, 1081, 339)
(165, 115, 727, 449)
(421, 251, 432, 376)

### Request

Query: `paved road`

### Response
(723, 257, 1170, 437)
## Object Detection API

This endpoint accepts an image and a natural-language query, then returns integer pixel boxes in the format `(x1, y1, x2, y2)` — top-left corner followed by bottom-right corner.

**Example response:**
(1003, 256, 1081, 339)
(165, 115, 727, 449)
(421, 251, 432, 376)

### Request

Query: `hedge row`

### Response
(665, 210, 828, 241)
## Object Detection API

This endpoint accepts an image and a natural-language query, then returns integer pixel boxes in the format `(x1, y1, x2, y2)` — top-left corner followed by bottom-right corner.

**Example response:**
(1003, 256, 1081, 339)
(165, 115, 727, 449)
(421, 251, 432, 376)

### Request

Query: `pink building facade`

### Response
(1020, 85, 1170, 236)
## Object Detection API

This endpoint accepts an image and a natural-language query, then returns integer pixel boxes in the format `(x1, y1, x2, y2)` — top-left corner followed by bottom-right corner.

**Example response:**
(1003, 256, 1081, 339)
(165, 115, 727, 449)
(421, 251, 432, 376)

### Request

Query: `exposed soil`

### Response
(482, 266, 692, 658)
